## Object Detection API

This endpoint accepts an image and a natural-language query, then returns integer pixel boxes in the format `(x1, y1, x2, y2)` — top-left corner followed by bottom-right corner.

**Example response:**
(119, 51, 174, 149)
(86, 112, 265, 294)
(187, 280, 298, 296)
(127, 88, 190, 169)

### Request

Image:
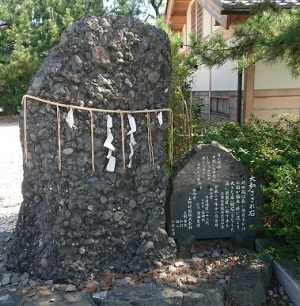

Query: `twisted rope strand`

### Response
(168, 109, 174, 168)
(56, 106, 62, 172)
(22, 95, 174, 173)
(89, 110, 95, 173)
(146, 112, 155, 165)
(120, 112, 126, 171)
(22, 96, 28, 163)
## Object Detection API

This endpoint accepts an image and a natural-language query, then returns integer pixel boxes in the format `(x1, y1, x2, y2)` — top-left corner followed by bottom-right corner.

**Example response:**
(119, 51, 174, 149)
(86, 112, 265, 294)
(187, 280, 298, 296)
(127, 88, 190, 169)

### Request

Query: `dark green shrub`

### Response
(197, 115, 300, 266)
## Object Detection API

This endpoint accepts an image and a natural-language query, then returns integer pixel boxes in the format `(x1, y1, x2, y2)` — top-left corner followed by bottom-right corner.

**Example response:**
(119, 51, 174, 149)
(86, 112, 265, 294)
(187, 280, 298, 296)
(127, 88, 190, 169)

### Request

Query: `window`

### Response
(191, 1, 203, 39)
(210, 97, 230, 116)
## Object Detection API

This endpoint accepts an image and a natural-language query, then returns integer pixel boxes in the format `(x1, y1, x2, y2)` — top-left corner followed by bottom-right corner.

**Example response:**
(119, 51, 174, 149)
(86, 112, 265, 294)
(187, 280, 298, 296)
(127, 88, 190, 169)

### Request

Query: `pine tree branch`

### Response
(149, 0, 159, 16)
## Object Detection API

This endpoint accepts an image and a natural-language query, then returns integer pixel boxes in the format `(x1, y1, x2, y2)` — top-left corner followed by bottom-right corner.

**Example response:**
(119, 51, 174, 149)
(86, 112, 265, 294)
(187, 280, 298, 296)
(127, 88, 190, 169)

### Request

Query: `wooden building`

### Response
(165, 0, 300, 123)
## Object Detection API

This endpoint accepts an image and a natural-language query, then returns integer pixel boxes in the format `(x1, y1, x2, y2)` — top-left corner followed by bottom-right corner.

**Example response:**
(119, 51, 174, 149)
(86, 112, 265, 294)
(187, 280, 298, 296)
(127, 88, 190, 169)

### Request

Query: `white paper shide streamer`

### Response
(157, 112, 163, 126)
(104, 114, 116, 172)
(127, 114, 137, 168)
(66, 108, 75, 129)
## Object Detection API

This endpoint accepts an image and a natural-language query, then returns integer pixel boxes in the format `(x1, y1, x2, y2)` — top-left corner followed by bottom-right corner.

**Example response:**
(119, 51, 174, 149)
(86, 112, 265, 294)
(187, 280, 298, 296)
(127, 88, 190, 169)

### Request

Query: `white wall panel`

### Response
(191, 68, 210, 91)
(211, 61, 238, 91)
(255, 61, 300, 90)
(191, 61, 238, 92)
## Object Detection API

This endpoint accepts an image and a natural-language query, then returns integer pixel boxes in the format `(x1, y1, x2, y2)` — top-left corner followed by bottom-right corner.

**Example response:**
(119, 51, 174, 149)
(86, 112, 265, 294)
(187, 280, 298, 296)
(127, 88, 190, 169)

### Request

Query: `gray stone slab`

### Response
(183, 283, 224, 306)
(23, 290, 96, 306)
(226, 248, 272, 306)
(0, 291, 23, 306)
(273, 260, 300, 306)
(92, 282, 183, 306)
(168, 142, 263, 242)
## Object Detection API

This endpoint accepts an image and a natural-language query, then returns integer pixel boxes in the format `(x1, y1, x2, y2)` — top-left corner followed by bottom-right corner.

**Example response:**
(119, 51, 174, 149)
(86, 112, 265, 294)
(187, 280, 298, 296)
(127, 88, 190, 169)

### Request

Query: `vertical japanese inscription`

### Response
(170, 150, 260, 239)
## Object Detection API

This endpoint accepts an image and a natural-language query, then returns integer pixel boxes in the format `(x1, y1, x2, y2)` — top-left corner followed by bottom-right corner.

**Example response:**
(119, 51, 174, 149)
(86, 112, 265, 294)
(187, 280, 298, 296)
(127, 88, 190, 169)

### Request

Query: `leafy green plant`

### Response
(197, 115, 300, 266)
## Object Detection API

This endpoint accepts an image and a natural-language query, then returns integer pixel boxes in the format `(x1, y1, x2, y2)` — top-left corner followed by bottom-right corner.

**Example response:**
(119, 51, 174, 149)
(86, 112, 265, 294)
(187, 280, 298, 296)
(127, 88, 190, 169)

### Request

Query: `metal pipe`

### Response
(237, 70, 243, 124)
(208, 68, 212, 124)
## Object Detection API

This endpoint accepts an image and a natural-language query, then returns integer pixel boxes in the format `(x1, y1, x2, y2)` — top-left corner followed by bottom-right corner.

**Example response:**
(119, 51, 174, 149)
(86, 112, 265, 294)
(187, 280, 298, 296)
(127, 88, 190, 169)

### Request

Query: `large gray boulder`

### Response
(92, 283, 183, 306)
(92, 282, 224, 306)
(8, 14, 176, 281)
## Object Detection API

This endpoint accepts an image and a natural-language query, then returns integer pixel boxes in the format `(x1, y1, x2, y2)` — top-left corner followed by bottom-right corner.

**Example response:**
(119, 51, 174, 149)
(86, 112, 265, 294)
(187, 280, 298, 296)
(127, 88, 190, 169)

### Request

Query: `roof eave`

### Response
(220, 8, 252, 14)
(197, 0, 229, 28)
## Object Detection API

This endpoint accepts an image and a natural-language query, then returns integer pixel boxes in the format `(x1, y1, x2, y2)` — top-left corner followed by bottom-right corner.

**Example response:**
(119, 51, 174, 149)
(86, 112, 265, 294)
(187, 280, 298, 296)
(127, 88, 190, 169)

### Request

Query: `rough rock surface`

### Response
(7, 14, 176, 281)
(89, 247, 272, 306)
(92, 282, 224, 306)
(226, 248, 272, 306)
(2, 234, 276, 305)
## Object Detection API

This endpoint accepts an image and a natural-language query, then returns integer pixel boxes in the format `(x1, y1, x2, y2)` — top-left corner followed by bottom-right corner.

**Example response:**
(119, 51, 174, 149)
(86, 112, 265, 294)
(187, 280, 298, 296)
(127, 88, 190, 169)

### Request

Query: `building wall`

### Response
(255, 61, 300, 90)
(191, 59, 239, 124)
(189, 4, 240, 123)
(191, 62, 239, 92)
(202, 8, 212, 38)
(192, 51, 238, 124)
(252, 90, 300, 121)
(179, 2, 300, 124)
(192, 90, 238, 124)
(245, 62, 300, 122)
(202, 7, 221, 38)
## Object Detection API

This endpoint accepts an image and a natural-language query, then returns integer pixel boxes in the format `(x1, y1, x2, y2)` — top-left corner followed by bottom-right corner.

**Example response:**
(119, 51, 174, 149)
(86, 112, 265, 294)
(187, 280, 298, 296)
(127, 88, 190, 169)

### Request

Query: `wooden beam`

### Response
(227, 14, 249, 26)
(165, 0, 190, 32)
(244, 65, 255, 121)
(165, 0, 176, 27)
(170, 25, 185, 32)
(196, 0, 228, 28)
(171, 15, 187, 24)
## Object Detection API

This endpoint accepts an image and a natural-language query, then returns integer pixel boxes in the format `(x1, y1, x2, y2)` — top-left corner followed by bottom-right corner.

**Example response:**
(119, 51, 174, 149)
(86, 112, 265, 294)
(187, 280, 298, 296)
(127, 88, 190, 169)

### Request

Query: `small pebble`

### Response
(211, 250, 220, 257)
(186, 275, 197, 285)
(93, 291, 107, 300)
(2, 273, 11, 286)
(158, 272, 167, 279)
(44, 279, 54, 286)
(218, 279, 226, 285)
(174, 261, 184, 267)
(168, 265, 177, 273)
(65, 284, 76, 292)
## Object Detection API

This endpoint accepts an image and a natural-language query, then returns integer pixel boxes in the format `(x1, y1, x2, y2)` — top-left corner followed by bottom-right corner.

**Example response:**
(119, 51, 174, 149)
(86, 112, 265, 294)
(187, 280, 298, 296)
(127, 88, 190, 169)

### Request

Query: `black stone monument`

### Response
(168, 141, 263, 248)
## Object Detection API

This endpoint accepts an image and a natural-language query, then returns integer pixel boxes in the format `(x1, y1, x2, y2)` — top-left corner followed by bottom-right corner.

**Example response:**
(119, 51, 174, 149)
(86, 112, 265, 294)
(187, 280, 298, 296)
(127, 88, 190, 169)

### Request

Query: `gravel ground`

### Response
(0, 116, 23, 233)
